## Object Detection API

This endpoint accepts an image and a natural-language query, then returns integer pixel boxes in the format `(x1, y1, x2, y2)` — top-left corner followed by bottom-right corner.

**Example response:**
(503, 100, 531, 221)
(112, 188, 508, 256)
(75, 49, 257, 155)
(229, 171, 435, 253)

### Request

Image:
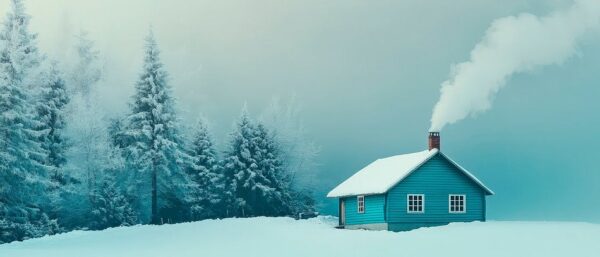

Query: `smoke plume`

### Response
(430, 0, 600, 131)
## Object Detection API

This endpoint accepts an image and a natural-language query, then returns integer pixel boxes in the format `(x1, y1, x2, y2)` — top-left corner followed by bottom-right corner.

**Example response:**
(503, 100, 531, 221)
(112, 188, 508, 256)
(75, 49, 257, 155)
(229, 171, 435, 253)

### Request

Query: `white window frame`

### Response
(406, 194, 425, 213)
(357, 195, 365, 214)
(449, 194, 466, 214)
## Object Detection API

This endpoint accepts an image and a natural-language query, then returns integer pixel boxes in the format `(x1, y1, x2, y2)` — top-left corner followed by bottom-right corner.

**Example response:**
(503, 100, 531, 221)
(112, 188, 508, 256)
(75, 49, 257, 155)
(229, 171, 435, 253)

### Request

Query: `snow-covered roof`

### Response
(327, 149, 494, 198)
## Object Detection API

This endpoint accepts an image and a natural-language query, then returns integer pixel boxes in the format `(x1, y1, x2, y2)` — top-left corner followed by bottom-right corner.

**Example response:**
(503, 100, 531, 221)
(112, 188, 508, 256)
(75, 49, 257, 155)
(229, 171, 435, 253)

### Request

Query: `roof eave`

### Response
(326, 191, 385, 198)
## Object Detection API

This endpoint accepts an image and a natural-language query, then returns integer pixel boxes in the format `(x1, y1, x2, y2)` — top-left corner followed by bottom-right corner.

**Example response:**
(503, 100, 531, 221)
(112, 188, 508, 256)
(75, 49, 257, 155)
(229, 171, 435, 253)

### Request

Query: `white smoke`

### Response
(430, 0, 600, 131)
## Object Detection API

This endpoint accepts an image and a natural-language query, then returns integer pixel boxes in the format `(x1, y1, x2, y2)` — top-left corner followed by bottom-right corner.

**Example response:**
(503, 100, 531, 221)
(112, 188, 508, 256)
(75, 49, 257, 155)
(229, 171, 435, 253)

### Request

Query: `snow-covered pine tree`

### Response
(0, 0, 55, 242)
(62, 94, 129, 229)
(221, 109, 258, 217)
(260, 97, 319, 214)
(68, 30, 101, 98)
(65, 33, 104, 190)
(36, 63, 70, 185)
(108, 117, 128, 149)
(252, 123, 292, 216)
(121, 30, 192, 224)
(222, 108, 293, 217)
(89, 172, 137, 230)
(59, 31, 111, 229)
(33, 63, 72, 227)
(186, 119, 223, 220)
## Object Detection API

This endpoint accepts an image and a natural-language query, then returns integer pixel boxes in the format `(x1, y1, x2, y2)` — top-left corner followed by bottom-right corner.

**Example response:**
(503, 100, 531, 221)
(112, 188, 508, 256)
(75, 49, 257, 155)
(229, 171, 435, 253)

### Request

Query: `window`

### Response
(357, 195, 365, 213)
(407, 194, 424, 213)
(449, 194, 466, 213)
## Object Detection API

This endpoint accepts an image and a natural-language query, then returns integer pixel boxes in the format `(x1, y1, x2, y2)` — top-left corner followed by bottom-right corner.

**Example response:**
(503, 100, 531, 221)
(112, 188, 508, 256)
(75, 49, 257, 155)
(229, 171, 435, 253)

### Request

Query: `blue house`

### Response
(327, 132, 493, 232)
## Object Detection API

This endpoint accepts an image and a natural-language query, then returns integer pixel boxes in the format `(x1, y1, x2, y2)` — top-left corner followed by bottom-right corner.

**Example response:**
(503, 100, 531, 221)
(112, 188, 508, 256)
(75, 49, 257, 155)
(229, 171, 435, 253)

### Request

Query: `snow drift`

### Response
(430, 0, 600, 131)
(1, 217, 599, 257)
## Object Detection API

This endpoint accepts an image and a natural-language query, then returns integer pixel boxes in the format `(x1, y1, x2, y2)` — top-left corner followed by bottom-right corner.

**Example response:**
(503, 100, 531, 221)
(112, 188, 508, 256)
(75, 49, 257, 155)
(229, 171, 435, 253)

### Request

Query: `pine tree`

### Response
(0, 0, 54, 242)
(62, 95, 129, 229)
(222, 108, 293, 217)
(121, 30, 192, 224)
(108, 117, 128, 149)
(221, 109, 257, 217)
(260, 97, 318, 214)
(34, 63, 71, 228)
(36, 63, 70, 184)
(252, 123, 292, 216)
(64, 31, 103, 191)
(186, 120, 222, 220)
(68, 31, 101, 98)
(60, 31, 110, 229)
(90, 173, 137, 230)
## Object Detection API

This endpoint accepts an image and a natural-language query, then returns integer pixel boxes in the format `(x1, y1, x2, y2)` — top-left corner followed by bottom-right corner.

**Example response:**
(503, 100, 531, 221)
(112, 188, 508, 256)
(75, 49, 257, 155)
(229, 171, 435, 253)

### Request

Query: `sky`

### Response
(2, 0, 599, 222)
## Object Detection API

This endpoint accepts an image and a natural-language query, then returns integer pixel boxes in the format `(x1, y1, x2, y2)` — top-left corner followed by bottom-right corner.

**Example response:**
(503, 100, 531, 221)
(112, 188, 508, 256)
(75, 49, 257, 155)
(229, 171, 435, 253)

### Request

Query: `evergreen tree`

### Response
(222, 108, 293, 217)
(0, 0, 54, 242)
(36, 64, 70, 184)
(64, 31, 103, 192)
(221, 109, 257, 217)
(60, 31, 109, 229)
(68, 30, 101, 98)
(186, 120, 222, 220)
(252, 123, 292, 216)
(34, 63, 71, 228)
(62, 96, 129, 229)
(89, 174, 137, 230)
(121, 30, 192, 224)
(260, 97, 319, 214)
(108, 117, 128, 149)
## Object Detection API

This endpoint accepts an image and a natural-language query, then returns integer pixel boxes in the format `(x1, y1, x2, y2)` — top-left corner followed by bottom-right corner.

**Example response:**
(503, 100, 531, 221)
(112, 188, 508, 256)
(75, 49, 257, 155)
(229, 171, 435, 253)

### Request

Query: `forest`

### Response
(0, 0, 318, 243)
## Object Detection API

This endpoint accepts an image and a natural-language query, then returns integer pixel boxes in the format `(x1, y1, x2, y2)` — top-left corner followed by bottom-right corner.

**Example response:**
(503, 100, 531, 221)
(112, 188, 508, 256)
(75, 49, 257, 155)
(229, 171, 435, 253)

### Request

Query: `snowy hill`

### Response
(1, 217, 599, 257)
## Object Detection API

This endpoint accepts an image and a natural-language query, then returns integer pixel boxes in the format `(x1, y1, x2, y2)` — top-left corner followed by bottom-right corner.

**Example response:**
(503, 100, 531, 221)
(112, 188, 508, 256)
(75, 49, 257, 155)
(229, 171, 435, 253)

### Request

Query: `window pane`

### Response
(449, 195, 465, 213)
(408, 195, 424, 212)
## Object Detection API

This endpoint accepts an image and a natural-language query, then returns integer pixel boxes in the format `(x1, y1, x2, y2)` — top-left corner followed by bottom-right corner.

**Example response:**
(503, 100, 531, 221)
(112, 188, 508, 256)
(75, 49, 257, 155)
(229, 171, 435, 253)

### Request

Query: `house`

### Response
(327, 132, 494, 232)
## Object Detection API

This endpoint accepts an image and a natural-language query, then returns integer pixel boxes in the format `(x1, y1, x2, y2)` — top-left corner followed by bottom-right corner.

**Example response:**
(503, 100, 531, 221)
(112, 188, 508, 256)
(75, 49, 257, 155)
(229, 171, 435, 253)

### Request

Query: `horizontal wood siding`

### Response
(388, 222, 448, 232)
(343, 194, 385, 225)
(387, 154, 486, 224)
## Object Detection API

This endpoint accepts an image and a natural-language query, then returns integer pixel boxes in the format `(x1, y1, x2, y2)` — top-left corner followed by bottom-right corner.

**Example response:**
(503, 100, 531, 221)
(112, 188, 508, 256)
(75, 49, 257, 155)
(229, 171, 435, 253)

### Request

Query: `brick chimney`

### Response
(428, 132, 440, 150)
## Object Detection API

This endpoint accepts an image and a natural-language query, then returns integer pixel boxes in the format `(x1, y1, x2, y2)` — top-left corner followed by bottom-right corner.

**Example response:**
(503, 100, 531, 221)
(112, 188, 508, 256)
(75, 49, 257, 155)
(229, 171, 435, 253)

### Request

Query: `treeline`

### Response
(0, 0, 317, 243)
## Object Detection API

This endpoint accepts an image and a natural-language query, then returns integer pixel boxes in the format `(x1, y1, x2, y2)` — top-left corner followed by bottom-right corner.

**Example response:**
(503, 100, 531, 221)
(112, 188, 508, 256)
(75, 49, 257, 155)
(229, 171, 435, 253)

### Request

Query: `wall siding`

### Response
(386, 154, 486, 227)
(388, 222, 448, 232)
(342, 194, 386, 225)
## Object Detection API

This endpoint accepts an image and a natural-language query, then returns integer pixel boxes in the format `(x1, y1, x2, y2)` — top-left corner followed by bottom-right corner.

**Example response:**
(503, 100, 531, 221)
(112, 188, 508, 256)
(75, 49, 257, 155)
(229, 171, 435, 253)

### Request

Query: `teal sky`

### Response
(2, 0, 599, 222)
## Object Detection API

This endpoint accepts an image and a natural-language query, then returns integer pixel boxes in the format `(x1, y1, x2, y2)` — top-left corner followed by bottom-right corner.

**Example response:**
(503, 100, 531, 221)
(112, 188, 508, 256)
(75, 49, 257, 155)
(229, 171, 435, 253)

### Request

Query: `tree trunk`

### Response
(151, 165, 158, 224)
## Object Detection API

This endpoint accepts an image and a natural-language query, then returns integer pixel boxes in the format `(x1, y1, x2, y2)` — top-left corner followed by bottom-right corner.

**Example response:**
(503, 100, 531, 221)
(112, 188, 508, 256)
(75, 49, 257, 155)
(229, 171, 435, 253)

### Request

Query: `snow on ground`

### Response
(1, 217, 599, 257)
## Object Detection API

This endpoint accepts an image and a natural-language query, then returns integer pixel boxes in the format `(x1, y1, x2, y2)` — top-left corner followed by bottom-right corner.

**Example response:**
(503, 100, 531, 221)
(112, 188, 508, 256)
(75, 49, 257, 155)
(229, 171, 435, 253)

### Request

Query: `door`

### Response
(339, 199, 346, 226)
